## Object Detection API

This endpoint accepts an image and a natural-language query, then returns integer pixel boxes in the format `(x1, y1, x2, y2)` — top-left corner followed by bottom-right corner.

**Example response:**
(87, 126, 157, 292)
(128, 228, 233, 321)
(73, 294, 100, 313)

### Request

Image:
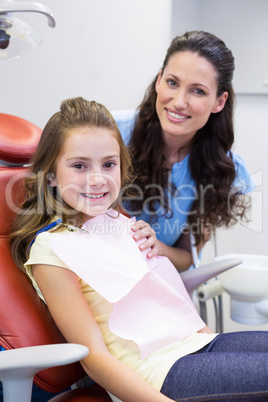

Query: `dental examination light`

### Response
(0, 1, 55, 61)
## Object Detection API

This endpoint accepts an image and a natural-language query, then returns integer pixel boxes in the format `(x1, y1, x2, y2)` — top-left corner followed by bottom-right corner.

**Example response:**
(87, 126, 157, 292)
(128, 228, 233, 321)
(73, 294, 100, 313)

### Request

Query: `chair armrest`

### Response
(180, 258, 242, 294)
(0, 343, 89, 402)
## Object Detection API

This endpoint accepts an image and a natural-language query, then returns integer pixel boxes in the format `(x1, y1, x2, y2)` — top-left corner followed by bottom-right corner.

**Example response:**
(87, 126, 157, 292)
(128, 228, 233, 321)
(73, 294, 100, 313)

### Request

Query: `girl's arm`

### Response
(32, 264, 174, 402)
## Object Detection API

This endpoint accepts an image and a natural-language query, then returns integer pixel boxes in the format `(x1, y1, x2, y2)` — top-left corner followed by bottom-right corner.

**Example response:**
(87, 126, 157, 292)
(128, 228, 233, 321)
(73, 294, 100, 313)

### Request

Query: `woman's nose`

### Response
(173, 89, 187, 108)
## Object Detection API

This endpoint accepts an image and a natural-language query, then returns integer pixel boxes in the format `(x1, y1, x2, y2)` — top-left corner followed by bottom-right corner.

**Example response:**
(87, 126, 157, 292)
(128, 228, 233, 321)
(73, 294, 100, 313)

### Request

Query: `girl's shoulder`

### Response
(31, 226, 67, 254)
(25, 226, 70, 274)
(29, 219, 64, 249)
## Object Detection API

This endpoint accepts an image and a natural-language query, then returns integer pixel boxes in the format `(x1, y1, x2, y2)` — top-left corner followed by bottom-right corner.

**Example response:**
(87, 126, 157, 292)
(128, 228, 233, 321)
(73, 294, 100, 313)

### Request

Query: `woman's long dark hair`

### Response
(125, 31, 249, 243)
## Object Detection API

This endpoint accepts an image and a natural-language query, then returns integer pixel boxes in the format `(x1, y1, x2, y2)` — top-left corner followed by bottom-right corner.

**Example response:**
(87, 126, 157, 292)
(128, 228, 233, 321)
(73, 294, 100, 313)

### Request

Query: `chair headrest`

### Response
(0, 167, 26, 235)
(0, 113, 42, 164)
(0, 114, 87, 392)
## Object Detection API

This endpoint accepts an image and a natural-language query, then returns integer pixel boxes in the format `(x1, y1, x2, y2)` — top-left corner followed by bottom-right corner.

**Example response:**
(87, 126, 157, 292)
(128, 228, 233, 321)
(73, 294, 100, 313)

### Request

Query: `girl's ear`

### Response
(212, 91, 228, 114)
(48, 173, 57, 187)
(155, 70, 162, 94)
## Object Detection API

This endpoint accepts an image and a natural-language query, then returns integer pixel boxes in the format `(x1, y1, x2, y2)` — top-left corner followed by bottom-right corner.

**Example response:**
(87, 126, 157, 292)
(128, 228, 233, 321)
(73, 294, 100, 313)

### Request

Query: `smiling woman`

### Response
(155, 52, 228, 161)
(114, 30, 254, 272)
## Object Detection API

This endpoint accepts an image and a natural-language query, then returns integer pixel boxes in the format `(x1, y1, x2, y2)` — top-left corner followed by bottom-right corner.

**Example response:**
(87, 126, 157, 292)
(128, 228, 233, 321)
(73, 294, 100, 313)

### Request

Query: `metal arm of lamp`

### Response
(0, 1, 55, 61)
(0, 1, 56, 27)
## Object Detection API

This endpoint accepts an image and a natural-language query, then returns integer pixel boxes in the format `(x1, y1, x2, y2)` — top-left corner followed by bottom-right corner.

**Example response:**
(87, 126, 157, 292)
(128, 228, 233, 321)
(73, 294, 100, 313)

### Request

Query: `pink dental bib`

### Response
(49, 211, 205, 358)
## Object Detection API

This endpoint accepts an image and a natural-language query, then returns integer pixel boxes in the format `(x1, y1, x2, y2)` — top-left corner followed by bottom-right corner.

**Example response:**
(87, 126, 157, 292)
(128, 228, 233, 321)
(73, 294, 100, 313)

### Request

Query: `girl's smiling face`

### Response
(50, 127, 121, 222)
(155, 51, 228, 147)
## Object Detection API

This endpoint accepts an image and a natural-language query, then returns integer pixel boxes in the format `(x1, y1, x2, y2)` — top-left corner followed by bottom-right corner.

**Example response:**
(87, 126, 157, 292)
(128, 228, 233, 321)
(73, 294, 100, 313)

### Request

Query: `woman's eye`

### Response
(167, 79, 177, 87)
(192, 88, 206, 95)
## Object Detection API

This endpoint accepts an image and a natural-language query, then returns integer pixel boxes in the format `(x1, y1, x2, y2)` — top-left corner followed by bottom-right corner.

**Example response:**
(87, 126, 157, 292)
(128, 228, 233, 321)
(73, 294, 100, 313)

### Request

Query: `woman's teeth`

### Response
(168, 111, 188, 119)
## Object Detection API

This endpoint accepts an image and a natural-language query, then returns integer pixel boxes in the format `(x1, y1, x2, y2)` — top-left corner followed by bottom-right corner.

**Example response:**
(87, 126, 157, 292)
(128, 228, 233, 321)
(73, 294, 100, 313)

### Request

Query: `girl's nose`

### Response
(87, 172, 107, 187)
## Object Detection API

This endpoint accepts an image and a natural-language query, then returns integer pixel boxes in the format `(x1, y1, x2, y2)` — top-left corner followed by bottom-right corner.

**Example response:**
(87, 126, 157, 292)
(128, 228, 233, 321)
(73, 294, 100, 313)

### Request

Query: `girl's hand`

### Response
(131, 220, 159, 258)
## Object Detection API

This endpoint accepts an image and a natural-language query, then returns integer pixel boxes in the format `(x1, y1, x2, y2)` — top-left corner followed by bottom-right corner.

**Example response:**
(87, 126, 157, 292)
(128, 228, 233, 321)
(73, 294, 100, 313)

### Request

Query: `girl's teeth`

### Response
(83, 193, 105, 199)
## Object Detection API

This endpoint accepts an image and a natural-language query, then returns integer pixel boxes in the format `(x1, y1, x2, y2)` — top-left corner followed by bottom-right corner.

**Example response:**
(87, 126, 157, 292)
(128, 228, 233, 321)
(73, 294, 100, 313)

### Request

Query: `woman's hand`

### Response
(131, 222, 211, 271)
(131, 220, 161, 258)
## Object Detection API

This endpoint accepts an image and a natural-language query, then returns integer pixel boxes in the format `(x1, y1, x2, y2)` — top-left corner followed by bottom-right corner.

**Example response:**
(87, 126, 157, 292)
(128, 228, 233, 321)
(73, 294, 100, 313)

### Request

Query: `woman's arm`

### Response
(32, 264, 174, 402)
(157, 237, 196, 272)
(161, 233, 205, 272)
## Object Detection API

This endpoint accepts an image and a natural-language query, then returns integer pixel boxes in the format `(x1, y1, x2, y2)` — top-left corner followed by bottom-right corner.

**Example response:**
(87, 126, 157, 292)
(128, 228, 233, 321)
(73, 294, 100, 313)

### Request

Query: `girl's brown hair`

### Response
(10, 97, 132, 271)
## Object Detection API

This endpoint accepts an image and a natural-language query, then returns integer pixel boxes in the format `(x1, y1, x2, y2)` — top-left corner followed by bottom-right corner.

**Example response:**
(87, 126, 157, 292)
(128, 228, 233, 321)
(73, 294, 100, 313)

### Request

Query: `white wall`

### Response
(172, 0, 268, 94)
(171, 0, 268, 256)
(204, 94, 268, 332)
(0, 0, 172, 127)
(171, 0, 268, 259)
(171, 0, 268, 332)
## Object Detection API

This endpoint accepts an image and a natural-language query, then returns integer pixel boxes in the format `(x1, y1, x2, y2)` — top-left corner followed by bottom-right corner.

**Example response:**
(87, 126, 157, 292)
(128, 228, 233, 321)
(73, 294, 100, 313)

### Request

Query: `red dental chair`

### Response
(0, 113, 112, 401)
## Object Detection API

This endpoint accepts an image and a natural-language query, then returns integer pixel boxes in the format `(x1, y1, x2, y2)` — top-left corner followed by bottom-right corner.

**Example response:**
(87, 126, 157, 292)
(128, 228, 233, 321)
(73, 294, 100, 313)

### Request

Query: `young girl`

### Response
(10, 98, 268, 401)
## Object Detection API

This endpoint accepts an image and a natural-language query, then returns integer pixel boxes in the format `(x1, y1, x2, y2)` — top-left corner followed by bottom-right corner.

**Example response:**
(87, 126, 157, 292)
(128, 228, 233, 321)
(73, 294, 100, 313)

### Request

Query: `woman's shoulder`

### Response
(112, 109, 137, 145)
(229, 150, 255, 193)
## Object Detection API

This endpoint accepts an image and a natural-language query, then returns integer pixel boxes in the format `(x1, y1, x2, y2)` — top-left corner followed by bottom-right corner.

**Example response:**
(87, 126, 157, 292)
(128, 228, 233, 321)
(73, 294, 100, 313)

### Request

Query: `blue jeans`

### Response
(160, 331, 268, 401)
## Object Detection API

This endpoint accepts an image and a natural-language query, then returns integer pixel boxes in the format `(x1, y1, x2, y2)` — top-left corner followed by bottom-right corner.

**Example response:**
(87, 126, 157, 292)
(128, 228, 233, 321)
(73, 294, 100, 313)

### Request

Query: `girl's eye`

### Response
(192, 88, 206, 95)
(167, 79, 177, 87)
(73, 163, 85, 170)
(104, 161, 115, 169)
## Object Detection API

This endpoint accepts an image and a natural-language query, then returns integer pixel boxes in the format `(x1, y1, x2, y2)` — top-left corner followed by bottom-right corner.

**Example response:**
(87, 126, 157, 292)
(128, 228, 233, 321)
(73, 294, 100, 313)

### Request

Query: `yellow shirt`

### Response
(25, 229, 217, 391)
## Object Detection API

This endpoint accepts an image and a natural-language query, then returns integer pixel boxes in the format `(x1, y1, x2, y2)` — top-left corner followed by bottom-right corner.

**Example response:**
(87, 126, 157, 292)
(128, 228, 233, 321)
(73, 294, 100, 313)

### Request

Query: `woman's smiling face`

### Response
(50, 127, 121, 222)
(155, 51, 228, 146)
